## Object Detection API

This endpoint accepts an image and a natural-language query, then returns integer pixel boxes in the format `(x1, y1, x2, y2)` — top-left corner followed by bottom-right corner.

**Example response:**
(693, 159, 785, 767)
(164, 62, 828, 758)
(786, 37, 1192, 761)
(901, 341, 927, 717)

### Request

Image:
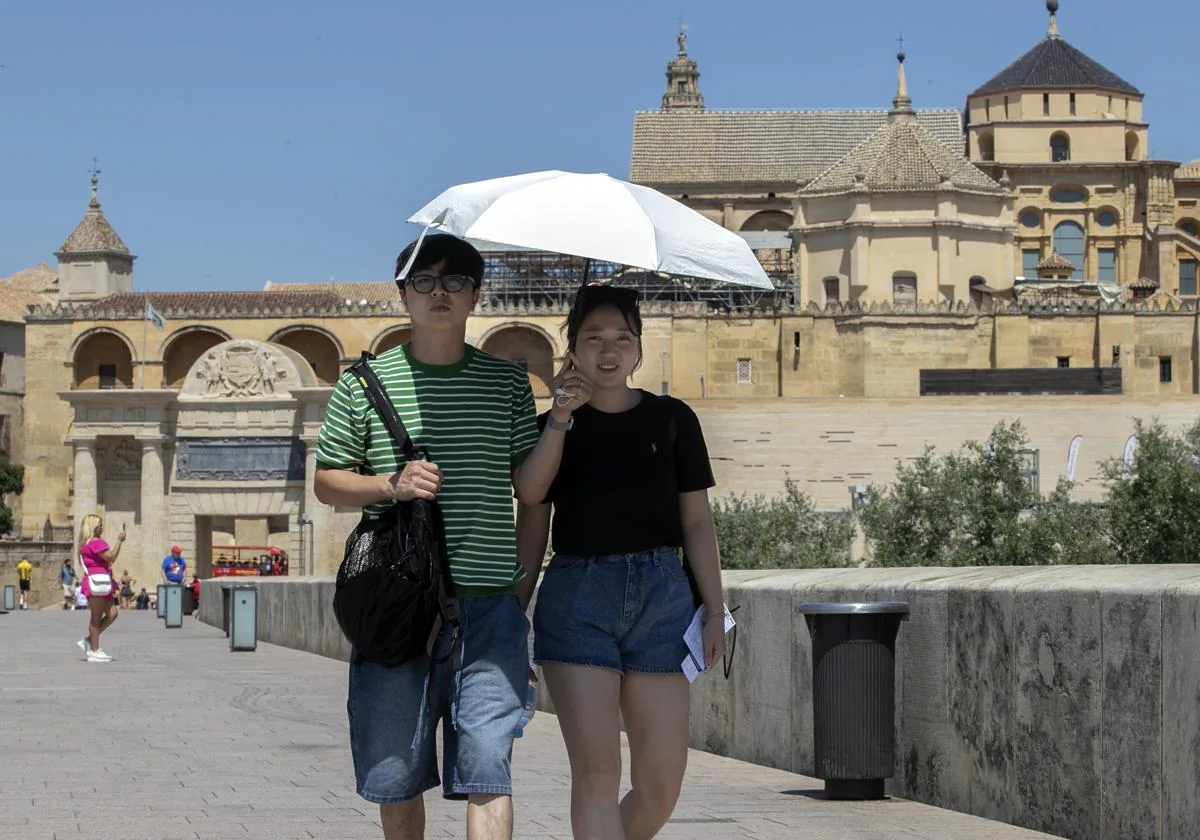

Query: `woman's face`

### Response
(572, 304, 640, 386)
(95, 521, 104, 537)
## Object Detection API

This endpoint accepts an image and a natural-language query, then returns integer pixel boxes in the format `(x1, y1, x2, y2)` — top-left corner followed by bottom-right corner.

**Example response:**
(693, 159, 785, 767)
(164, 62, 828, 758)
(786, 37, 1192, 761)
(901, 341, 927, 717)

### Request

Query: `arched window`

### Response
(480, 326, 556, 399)
(892, 272, 917, 306)
(73, 330, 135, 390)
(969, 276, 989, 307)
(162, 327, 229, 388)
(1178, 219, 1200, 238)
(372, 326, 412, 356)
(270, 327, 342, 385)
(1125, 131, 1139, 162)
(1053, 221, 1085, 279)
(977, 131, 995, 162)
(1050, 132, 1071, 163)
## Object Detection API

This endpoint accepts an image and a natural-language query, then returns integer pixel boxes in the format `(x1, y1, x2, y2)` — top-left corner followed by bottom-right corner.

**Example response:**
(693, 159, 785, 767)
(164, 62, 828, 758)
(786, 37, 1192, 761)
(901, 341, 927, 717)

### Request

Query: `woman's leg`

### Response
(88, 598, 119, 649)
(542, 663, 625, 840)
(618, 673, 690, 840)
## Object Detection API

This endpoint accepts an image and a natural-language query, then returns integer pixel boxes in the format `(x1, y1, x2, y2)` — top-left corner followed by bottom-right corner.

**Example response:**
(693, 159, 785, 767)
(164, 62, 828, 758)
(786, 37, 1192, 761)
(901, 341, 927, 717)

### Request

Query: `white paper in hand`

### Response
(681, 603, 736, 684)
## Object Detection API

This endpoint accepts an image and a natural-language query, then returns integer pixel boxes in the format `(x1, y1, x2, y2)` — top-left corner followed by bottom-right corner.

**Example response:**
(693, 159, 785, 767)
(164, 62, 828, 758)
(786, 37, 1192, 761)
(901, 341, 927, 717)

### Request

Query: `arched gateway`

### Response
(62, 340, 342, 592)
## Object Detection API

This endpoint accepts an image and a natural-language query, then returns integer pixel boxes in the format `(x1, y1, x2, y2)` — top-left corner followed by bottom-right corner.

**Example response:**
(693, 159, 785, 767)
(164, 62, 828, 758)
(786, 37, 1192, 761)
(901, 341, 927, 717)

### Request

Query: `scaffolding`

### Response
(478, 249, 796, 311)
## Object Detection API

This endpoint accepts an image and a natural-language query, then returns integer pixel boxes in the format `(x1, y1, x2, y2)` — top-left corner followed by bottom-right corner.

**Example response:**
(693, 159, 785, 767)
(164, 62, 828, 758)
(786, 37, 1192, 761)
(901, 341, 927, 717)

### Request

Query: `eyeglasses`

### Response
(398, 274, 476, 294)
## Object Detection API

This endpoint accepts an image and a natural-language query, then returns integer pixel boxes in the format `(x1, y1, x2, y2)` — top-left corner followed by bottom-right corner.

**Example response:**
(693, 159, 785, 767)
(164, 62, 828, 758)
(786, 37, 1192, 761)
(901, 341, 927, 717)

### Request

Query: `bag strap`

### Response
(348, 351, 418, 461)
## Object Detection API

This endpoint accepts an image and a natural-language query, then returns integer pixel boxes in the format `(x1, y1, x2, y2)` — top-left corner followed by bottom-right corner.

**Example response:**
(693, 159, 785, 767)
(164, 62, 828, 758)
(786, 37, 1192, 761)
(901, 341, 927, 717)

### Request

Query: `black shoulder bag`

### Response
(333, 352, 460, 670)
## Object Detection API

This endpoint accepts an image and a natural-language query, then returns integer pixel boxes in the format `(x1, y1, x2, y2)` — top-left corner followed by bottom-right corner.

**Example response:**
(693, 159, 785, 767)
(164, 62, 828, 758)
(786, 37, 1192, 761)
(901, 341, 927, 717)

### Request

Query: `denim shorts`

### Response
(347, 593, 529, 803)
(533, 547, 694, 675)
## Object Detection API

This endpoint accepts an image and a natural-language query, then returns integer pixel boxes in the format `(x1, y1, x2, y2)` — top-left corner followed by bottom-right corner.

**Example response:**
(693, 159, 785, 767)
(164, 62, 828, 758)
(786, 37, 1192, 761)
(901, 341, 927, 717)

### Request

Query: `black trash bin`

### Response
(797, 602, 910, 800)
(181, 585, 196, 616)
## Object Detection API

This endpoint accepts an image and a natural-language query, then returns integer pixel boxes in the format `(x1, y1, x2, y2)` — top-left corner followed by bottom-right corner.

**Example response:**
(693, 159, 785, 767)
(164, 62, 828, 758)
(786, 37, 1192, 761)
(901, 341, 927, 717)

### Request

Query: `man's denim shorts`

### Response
(533, 546, 694, 675)
(347, 592, 529, 804)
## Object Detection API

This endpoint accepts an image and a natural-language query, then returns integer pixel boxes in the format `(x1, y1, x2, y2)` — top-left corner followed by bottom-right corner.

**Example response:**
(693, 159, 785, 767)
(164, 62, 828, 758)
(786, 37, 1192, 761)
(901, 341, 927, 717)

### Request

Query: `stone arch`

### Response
(977, 131, 995, 162)
(162, 326, 232, 389)
(269, 325, 343, 385)
(1178, 218, 1200, 238)
(740, 211, 793, 232)
(71, 328, 135, 389)
(372, 324, 413, 356)
(479, 324, 556, 399)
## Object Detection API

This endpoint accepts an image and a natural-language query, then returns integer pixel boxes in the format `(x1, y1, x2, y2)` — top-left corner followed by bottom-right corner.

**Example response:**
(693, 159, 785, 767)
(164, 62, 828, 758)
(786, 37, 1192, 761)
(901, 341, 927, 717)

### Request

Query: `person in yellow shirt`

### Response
(16, 557, 32, 610)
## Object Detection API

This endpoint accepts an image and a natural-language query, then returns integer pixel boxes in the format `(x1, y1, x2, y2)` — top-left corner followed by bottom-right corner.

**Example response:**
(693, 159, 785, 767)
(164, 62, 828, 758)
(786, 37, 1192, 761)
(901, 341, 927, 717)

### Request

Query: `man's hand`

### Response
(383, 460, 443, 502)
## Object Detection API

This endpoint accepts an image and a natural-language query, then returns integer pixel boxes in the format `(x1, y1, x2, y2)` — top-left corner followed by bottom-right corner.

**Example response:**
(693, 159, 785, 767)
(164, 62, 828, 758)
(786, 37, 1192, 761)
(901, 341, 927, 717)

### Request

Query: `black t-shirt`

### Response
(536, 390, 716, 556)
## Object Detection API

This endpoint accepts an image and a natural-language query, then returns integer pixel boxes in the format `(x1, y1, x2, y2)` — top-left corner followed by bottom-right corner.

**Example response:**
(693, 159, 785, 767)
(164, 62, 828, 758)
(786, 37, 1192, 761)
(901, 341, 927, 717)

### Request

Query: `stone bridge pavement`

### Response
(0, 610, 1063, 840)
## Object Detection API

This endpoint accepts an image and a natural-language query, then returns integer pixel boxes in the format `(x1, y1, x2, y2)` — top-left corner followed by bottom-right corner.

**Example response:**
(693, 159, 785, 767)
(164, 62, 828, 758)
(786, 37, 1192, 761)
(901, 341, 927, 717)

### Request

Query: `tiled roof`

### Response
(1177, 159, 1200, 180)
(57, 199, 130, 256)
(1128, 276, 1159, 290)
(265, 281, 398, 304)
(63, 291, 346, 319)
(1037, 253, 1077, 271)
(971, 36, 1139, 96)
(629, 109, 964, 185)
(0, 284, 50, 323)
(2, 262, 58, 293)
(800, 112, 1003, 196)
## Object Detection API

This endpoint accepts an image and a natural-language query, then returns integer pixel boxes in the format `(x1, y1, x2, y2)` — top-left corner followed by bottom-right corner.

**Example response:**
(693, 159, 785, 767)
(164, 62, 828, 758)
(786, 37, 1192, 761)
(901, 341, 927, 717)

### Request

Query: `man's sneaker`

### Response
(86, 649, 112, 663)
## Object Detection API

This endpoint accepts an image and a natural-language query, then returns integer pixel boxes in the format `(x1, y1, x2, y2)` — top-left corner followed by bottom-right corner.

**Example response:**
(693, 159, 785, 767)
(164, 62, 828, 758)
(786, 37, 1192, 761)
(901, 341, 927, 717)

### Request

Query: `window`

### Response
(1050, 185, 1087, 203)
(1096, 209, 1117, 228)
(736, 358, 752, 384)
(1181, 260, 1198, 296)
(1051, 132, 1071, 162)
(1057, 357, 1071, 368)
(1052, 221, 1085, 279)
(978, 132, 995, 161)
(1004, 95, 1010, 119)
(892, 272, 917, 306)
(98, 364, 117, 390)
(1069, 93, 1076, 116)
(985, 99, 991, 121)
(1043, 93, 1050, 116)
(676, 81, 686, 94)
(970, 276, 988, 306)
(1180, 220, 1200, 238)
(1022, 248, 1041, 277)
(823, 277, 841, 304)
(1020, 209, 1041, 229)
(1098, 248, 1117, 283)
(1160, 356, 1173, 384)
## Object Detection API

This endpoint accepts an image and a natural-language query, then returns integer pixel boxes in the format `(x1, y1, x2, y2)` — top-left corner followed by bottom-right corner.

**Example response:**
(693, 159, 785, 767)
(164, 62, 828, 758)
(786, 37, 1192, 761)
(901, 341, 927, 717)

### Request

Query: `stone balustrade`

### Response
(199, 566, 1200, 840)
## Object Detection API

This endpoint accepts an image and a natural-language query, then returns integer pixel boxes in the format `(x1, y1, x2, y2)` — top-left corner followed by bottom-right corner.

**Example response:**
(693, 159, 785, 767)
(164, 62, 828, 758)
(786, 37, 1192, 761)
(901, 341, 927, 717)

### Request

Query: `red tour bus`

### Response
(210, 546, 290, 578)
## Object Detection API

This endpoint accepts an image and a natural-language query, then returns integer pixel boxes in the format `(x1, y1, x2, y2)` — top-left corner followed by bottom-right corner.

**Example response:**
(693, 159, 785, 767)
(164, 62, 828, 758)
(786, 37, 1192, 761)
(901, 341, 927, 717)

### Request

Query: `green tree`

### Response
(1101, 418, 1200, 564)
(712, 479, 855, 569)
(0, 457, 25, 537)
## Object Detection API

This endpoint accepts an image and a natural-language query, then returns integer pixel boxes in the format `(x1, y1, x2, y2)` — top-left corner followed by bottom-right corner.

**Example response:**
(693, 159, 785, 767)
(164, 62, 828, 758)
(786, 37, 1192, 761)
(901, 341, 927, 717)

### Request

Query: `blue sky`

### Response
(0, 0, 1194, 291)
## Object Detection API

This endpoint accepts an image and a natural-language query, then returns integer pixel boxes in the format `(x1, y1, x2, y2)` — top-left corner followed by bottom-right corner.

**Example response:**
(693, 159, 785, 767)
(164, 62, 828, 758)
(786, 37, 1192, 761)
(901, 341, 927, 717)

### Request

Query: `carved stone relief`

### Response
(181, 340, 313, 400)
(175, 437, 306, 482)
(104, 437, 143, 481)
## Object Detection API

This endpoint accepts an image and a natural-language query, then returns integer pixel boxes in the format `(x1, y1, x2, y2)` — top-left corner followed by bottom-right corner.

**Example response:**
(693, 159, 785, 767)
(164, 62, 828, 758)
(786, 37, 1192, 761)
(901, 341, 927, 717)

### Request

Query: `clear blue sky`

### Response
(1, 0, 1194, 292)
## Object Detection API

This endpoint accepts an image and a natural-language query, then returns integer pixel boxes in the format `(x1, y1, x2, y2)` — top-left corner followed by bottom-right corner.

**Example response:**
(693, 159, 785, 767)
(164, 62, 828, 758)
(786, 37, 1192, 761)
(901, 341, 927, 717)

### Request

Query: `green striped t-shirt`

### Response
(315, 344, 538, 591)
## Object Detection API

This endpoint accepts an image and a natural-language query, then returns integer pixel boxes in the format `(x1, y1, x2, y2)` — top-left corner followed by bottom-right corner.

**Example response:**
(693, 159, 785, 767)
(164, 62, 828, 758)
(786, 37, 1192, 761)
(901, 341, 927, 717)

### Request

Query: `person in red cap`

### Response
(161, 545, 187, 586)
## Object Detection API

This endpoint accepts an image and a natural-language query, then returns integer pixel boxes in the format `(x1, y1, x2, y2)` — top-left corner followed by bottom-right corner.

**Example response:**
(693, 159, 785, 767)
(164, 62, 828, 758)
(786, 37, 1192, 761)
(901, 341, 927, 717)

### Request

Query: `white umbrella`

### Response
(403, 170, 774, 290)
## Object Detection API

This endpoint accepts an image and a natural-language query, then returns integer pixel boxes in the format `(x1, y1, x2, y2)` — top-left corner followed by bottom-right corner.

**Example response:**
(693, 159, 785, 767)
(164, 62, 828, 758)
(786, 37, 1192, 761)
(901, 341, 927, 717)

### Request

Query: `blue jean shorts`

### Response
(347, 593, 529, 804)
(533, 547, 694, 675)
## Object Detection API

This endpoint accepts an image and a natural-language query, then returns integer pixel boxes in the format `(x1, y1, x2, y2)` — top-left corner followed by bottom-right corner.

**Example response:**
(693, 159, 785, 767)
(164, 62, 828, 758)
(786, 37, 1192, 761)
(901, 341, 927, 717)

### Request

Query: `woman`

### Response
(515, 283, 727, 840)
(118, 569, 136, 609)
(75, 514, 125, 663)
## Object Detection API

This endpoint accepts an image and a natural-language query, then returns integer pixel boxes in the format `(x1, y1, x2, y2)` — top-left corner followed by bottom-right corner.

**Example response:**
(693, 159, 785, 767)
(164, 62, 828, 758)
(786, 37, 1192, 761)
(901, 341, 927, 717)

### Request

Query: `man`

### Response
(60, 558, 76, 610)
(16, 557, 32, 609)
(161, 546, 187, 586)
(135, 588, 151, 610)
(314, 233, 542, 840)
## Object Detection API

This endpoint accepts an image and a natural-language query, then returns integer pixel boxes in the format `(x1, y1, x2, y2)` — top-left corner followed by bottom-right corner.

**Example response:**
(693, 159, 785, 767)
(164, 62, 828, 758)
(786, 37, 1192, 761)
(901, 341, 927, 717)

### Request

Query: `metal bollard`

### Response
(2, 584, 13, 612)
(156, 584, 167, 618)
(229, 585, 258, 652)
(163, 584, 183, 629)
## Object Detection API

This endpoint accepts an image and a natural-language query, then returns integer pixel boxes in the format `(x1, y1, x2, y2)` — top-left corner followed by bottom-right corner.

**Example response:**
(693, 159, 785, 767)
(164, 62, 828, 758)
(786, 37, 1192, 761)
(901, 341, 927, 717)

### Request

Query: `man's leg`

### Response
(380, 798, 425, 840)
(442, 594, 530, 840)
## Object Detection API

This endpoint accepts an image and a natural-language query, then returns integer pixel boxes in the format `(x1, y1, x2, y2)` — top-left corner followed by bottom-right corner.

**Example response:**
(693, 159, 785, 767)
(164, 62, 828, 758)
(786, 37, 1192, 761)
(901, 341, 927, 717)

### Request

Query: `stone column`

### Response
(71, 439, 98, 552)
(139, 439, 166, 574)
(301, 436, 332, 576)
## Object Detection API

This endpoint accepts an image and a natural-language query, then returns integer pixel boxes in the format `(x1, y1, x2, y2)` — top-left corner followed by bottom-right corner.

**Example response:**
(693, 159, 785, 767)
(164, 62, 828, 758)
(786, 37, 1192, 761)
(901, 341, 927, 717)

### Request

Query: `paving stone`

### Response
(0, 610, 1063, 839)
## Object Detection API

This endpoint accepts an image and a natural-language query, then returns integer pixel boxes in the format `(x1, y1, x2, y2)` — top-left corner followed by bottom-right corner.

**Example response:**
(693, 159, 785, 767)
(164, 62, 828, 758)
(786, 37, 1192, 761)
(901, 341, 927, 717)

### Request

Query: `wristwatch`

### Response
(545, 413, 573, 432)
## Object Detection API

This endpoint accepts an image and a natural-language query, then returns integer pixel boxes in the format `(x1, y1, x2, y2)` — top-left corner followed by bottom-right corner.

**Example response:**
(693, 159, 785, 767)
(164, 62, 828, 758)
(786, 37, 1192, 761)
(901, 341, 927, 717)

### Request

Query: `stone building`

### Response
(5, 0, 1200, 587)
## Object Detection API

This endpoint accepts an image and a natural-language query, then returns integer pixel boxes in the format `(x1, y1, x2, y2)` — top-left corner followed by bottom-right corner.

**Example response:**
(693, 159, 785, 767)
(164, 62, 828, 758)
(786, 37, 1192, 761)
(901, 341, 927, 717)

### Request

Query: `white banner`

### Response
(1122, 435, 1139, 478)
(1066, 435, 1083, 483)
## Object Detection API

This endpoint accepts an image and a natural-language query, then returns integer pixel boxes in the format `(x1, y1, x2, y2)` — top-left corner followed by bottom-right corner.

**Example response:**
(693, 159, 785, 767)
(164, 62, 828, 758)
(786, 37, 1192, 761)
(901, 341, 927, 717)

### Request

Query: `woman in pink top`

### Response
(76, 513, 125, 663)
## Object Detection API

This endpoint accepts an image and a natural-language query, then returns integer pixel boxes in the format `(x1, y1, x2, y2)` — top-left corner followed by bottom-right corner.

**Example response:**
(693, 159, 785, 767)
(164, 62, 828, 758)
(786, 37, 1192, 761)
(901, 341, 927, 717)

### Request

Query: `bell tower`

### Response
(662, 25, 704, 111)
(55, 163, 135, 302)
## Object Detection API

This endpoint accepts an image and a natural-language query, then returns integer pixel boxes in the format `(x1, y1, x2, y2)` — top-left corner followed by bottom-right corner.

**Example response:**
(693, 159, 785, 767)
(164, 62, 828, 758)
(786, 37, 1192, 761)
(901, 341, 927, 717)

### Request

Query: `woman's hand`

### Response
(701, 605, 727, 670)
(550, 352, 592, 416)
(117, 530, 127, 543)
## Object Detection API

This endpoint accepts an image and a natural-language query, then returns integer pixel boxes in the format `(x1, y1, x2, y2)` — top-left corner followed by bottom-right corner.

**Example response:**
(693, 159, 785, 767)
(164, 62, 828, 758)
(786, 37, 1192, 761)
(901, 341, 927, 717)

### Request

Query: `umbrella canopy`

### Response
(405, 170, 775, 290)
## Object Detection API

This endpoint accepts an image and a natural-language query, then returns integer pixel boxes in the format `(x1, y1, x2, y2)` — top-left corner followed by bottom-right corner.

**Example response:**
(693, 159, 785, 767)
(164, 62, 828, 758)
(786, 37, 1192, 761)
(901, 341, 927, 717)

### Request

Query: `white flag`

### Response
(1066, 435, 1083, 483)
(145, 299, 166, 330)
(1122, 435, 1138, 478)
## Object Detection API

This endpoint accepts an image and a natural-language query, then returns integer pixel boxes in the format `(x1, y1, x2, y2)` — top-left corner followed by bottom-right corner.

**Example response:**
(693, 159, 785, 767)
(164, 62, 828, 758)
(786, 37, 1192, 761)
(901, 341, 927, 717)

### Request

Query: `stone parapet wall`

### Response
(202, 568, 1200, 840)
(0, 542, 74, 609)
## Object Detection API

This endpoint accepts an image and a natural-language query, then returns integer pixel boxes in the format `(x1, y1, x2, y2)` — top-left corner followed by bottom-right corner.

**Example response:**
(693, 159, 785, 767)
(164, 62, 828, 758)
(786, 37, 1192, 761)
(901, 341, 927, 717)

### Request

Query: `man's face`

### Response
(399, 258, 480, 332)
